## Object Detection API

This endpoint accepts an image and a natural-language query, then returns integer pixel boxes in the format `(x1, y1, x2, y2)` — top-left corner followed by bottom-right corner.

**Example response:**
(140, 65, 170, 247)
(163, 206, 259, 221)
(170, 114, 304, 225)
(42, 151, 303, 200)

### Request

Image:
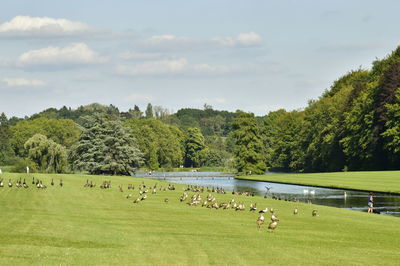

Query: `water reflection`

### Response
(138, 172, 400, 217)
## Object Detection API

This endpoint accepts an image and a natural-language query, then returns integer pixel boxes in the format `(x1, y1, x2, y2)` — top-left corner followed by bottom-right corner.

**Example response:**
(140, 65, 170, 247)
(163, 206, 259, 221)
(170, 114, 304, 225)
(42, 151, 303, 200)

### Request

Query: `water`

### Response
(134, 172, 400, 217)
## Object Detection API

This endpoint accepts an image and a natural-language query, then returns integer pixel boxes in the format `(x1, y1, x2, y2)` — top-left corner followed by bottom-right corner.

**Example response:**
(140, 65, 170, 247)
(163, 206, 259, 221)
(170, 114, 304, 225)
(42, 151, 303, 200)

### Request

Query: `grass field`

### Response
(0, 173, 399, 265)
(237, 171, 400, 194)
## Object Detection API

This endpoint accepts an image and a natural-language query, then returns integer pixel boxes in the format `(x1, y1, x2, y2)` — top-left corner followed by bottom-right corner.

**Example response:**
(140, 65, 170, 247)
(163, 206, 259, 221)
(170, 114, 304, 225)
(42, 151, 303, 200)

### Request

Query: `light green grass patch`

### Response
(0, 173, 399, 265)
(237, 171, 400, 193)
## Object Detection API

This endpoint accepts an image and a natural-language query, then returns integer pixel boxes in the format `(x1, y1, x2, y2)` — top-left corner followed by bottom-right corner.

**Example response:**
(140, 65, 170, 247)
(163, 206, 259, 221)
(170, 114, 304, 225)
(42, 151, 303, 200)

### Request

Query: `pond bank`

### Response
(236, 171, 400, 194)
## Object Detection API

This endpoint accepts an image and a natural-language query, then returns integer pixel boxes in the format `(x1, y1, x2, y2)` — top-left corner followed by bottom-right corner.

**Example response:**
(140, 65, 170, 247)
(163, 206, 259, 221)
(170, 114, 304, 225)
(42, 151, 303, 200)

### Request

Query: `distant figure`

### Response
(368, 192, 374, 213)
(26, 166, 30, 174)
(0, 168, 2, 174)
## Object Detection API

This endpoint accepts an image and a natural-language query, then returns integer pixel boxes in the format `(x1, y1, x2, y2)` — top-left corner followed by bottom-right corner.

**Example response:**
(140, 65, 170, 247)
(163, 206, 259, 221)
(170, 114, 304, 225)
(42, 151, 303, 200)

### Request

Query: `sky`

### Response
(1, 0, 400, 118)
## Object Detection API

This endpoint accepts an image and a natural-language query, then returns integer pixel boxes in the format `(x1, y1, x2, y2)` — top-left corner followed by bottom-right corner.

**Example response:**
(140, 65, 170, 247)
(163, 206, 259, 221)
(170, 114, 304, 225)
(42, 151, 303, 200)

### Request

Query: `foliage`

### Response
(0, 113, 15, 164)
(73, 115, 143, 175)
(10, 158, 38, 173)
(9, 118, 80, 157)
(232, 110, 267, 175)
(24, 134, 68, 173)
(184, 127, 206, 167)
(125, 118, 185, 170)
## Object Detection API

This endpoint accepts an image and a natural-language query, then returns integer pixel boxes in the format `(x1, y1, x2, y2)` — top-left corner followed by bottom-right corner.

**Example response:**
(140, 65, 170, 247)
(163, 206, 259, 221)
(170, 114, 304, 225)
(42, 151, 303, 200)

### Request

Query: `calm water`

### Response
(134, 172, 400, 217)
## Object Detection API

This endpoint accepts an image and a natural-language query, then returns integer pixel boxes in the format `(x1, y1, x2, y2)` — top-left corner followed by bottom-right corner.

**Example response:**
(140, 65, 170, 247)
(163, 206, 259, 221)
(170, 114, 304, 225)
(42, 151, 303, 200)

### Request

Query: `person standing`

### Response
(367, 192, 374, 213)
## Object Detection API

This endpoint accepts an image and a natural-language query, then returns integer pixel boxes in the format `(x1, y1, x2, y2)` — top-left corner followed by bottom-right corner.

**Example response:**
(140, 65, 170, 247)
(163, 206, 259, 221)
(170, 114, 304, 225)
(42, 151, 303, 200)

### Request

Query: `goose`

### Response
(256, 214, 265, 229)
(164, 198, 169, 203)
(259, 207, 268, 213)
(32, 177, 35, 184)
(270, 207, 274, 214)
(0, 179, 3, 187)
(268, 220, 279, 232)
(140, 194, 147, 201)
(126, 194, 132, 199)
(8, 179, 12, 187)
(119, 185, 123, 192)
(51, 179, 54, 186)
(312, 210, 318, 217)
(293, 208, 298, 215)
(59, 179, 63, 187)
(249, 203, 257, 212)
(271, 214, 279, 222)
(133, 198, 141, 203)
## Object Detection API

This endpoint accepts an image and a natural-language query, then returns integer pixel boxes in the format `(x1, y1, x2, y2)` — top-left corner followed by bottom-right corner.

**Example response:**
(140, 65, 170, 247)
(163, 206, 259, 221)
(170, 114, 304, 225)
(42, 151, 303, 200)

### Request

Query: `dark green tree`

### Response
(73, 115, 143, 175)
(0, 113, 15, 164)
(145, 103, 154, 118)
(232, 111, 267, 175)
(184, 127, 205, 167)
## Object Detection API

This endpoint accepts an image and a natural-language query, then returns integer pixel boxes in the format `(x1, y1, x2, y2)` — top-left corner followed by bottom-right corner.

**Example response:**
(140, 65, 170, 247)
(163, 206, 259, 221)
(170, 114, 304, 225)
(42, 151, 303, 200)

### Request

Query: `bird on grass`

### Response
(133, 198, 141, 203)
(126, 194, 132, 199)
(293, 208, 298, 215)
(312, 210, 318, 217)
(249, 203, 257, 212)
(59, 179, 63, 187)
(259, 207, 268, 214)
(8, 179, 12, 188)
(51, 179, 54, 186)
(0, 179, 3, 188)
(268, 214, 280, 232)
(164, 198, 169, 203)
(256, 214, 265, 229)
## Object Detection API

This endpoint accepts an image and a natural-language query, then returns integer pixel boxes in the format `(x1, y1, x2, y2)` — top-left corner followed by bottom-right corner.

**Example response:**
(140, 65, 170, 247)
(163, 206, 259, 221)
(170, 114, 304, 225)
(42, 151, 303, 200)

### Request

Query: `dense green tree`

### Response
(73, 115, 143, 175)
(232, 111, 266, 175)
(10, 118, 80, 157)
(184, 127, 206, 167)
(145, 103, 154, 118)
(125, 118, 184, 169)
(0, 113, 15, 164)
(24, 134, 68, 173)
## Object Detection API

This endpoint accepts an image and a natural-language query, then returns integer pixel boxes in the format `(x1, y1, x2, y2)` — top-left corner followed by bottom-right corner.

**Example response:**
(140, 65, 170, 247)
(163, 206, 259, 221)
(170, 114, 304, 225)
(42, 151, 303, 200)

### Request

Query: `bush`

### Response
(10, 158, 38, 173)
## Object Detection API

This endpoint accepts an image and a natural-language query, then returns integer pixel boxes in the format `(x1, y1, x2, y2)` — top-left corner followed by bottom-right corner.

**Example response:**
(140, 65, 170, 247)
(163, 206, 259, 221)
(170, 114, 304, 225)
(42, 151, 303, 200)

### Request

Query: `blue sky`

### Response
(1, 0, 399, 117)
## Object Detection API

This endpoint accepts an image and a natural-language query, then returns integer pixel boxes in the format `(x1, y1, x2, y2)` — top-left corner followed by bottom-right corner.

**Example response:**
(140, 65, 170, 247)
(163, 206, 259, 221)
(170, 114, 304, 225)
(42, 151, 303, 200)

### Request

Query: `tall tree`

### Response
(232, 111, 266, 175)
(0, 113, 15, 163)
(73, 115, 143, 175)
(145, 103, 154, 118)
(184, 127, 205, 167)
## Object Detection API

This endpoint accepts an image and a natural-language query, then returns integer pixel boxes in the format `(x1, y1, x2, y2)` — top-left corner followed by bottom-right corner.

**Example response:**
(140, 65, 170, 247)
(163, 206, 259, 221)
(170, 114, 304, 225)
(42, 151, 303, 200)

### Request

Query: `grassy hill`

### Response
(0, 173, 399, 265)
(237, 171, 400, 194)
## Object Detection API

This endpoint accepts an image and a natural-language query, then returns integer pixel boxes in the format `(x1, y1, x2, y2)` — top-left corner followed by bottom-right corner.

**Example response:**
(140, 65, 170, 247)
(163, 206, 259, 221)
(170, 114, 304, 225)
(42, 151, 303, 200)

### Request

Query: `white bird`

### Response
(258, 207, 268, 213)
(303, 189, 309, 194)
(310, 190, 315, 195)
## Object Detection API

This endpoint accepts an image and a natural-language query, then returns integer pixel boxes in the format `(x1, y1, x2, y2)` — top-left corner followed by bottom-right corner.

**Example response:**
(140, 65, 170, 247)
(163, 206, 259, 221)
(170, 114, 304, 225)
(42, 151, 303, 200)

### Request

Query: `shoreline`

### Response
(235, 176, 400, 195)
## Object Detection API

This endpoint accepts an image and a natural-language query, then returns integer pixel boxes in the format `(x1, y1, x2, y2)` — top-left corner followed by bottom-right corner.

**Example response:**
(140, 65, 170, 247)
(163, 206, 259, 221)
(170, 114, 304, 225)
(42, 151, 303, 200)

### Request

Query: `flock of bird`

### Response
(0, 177, 63, 189)
(1, 176, 319, 233)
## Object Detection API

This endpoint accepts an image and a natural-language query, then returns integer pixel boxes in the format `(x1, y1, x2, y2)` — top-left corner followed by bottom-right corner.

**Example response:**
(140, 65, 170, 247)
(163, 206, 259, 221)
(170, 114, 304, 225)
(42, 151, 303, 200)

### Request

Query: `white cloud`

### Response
(0, 16, 93, 37)
(216, 32, 262, 47)
(118, 51, 162, 60)
(17, 43, 105, 67)
(116, 58, 188, 76)
(116, 58, 241, 77)
(1, 77, 46, 87)
(123, 93, 153, 103)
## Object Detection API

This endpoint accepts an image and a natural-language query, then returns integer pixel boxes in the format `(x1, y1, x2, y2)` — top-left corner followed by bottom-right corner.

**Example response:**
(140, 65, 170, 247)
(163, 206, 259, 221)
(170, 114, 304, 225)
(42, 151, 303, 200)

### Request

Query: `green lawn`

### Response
(237, 171, 400, 194)
(0, 173, 399, 265)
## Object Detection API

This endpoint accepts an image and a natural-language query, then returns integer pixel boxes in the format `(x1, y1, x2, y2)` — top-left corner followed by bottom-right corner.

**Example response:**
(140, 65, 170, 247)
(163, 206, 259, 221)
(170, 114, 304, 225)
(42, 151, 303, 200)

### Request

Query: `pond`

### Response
(134, 172, 400, 217)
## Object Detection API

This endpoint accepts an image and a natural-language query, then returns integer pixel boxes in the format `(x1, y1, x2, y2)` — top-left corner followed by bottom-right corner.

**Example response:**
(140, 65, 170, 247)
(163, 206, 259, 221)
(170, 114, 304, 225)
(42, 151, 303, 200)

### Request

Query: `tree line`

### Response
(1, 46, 400, 174)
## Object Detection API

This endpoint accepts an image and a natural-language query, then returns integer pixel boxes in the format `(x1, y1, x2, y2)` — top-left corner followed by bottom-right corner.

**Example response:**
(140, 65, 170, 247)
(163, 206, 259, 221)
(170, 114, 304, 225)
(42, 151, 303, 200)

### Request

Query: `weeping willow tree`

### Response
(24, 134, 68, 173)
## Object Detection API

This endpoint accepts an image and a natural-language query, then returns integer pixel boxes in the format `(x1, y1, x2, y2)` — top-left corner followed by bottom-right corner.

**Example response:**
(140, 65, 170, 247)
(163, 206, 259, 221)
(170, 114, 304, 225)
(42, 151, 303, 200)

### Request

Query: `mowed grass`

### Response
(237, 171, 400, 194)
(0, 173, 399, 265)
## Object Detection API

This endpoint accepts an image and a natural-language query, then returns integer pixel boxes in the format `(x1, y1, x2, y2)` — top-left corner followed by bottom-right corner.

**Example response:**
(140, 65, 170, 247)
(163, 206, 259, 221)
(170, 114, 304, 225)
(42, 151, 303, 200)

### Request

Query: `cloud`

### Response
(17, 43, 105, 68)
(116, 58, 188, 76)
(216, 32, 263, 47)
(116, 58, 241, 77)
(118, 51, 162, 60)
(1, 77, 46, 87)
(140, 32, 263, 51)
(0, 16, 95, 37)
(123, 93, 153, 103)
